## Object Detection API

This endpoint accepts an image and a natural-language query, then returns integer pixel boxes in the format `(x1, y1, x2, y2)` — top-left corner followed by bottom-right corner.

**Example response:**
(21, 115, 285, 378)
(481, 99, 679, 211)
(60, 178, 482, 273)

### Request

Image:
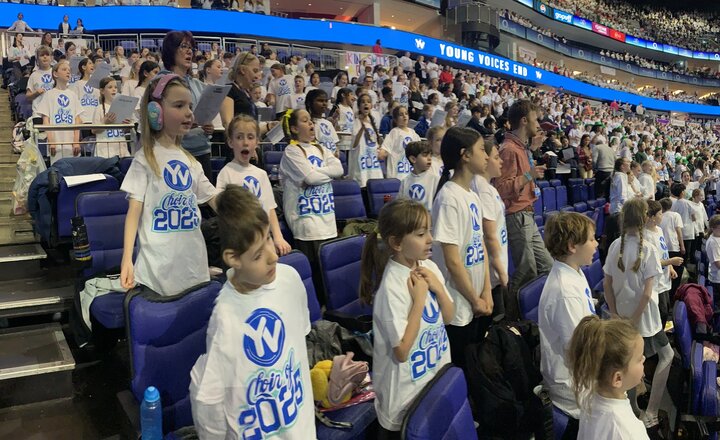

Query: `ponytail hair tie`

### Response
(281, 109, 294, 139)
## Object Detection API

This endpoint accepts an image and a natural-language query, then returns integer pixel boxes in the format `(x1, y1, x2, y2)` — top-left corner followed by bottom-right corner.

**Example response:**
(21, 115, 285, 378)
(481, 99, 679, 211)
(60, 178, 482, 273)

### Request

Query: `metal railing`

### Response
(32, 123, 137, 162)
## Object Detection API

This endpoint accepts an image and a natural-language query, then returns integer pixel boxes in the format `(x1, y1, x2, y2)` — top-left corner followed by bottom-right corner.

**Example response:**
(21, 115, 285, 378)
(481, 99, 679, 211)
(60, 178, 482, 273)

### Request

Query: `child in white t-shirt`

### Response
(190, 185, 316, 440)
(279, 109, 343, 297)
(645, 200, 682, 329)
(267, 63, 293, 114)
(659, 197, 686, 299)
(72, 58, 100, 123)
(359, 198, 454, 434)
(306, 89, 339, 155)
(91, 77, 131, 158)
(27, 46, 54, 115)
(706, 215, 720, 309)
(603, 198, 669, 431)
(379, 106, 420, 180)
(334, 88, 356, 151)
(671, 183, 696, 262)
(431, 126, 492, 369)
(120, 74, 217, 296)
(537, 212, 597, 436)
(288, 75, 307, 110)
(38, 60, 82, 164)
(348, 93, 384, 188)
(216, 115, 291, 255)
(690, 189, 708, 260)
(427, 126, 446, 178)
(568, 315, 649, 440)
(473, 140, 509, 322)
(398, 140, 439, 211)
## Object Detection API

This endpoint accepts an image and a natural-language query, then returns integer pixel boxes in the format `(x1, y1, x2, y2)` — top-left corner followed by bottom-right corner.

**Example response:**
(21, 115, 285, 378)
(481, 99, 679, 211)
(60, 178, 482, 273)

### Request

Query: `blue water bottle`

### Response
(140, 386, 163, 440)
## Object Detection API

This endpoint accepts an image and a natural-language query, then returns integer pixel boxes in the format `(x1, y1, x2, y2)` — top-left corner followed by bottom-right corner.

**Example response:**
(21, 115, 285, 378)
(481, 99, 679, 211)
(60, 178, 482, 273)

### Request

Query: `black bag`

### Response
(465, 320, 552, 440)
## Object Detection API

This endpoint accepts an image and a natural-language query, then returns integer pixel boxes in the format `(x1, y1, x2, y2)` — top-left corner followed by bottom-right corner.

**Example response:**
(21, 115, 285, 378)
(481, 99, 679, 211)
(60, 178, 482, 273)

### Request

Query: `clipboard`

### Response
(107, 94, 139, 123)
(86, 61, 112, 89)
(193, 84, 232, 125)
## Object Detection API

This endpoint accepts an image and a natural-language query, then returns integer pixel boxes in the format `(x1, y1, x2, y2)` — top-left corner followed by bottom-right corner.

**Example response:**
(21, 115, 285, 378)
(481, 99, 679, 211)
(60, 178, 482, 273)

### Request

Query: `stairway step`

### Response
(0, 243, 46, 263)
(0, 276, 74, 319)
(0, 215, 36, 246)
(0, 323, 75, 408)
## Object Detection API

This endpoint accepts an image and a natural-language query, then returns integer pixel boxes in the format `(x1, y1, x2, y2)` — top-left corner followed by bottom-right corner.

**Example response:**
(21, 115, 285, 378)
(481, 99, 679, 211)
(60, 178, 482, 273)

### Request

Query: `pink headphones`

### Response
(147, 73, 181, 131)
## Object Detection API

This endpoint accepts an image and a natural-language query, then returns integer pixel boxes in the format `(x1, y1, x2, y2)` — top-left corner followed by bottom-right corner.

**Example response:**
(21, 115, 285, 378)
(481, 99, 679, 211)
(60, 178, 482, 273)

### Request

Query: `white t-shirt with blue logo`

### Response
(647, 226, 671, 293)
(189, 264, 315, 440)
(313, 117, 340, 154)
(27, 67, 54, 114)
(92, 103, 130, 158)
(288, 92, 306, 111)
(431, 181, 487, 327)
(381, 127, 420, 180)
(373, 258, 452, 431)
(538, 260, 594, 419)
(348, 119, 384, 188)
(37, 88, 82, 164)
(398, 170, 440, 211)
(121, 145, 217, 296)
(472, 176, 508, 288)
(336, 105, 355, 151)
(269, 74, 294, 114)
(216, 161, 277, 213)
(279, 142, 343, 241)
(429, 156, 444, 179)
(707, 235, 720, 283)
(72, 79, 100, 123)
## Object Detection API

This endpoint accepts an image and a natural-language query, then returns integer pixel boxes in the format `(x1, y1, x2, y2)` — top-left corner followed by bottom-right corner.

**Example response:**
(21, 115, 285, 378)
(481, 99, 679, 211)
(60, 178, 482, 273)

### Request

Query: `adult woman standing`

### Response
(577, 134, 593, 179)
(408, 76, 425, 121)
(160, 31, 214, 179)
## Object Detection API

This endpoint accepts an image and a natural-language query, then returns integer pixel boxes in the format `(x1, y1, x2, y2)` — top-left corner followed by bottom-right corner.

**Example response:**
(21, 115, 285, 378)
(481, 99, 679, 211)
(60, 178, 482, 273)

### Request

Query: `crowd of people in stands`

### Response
(547, 0, 720, 52)
(9, 3, 720, 432)
(500, 9, 720, 82)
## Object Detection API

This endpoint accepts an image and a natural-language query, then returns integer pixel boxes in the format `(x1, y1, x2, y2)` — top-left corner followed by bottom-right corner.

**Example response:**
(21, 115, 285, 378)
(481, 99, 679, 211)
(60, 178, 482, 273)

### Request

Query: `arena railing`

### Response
(31, 123, 138, 162)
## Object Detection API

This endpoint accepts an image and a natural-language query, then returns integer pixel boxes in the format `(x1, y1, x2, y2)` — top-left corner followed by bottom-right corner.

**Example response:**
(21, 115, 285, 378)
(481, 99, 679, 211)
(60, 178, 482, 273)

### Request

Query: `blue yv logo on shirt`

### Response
(243, 175, 262, 198)
(470, 203, 481, 232)
(308, 155, 323, 167)
(163, 160, 193, 191)
(57, 94, 70, 108)
(41, 73, 52, 85)
(422, 292, 440, 324)
(83, 85, 94, 94)
(238, 349, 305, 438)
(243, 308, 286, 367)
(319, 122, 331, 137)
(409, 184, 426, 200)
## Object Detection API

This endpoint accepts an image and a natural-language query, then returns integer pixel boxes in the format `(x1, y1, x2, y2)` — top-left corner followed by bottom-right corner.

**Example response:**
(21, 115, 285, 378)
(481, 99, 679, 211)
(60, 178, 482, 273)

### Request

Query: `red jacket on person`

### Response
(675, 283, 714, 334)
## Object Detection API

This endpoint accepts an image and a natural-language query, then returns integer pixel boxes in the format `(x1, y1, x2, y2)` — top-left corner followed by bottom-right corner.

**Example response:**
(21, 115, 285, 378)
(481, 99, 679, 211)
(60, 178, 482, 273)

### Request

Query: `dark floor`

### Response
(0, 317, 130, 440)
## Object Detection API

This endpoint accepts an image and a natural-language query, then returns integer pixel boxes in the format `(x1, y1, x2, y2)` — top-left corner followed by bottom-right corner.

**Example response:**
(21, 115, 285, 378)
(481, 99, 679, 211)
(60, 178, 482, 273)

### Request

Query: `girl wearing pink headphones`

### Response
(120, 73, 218, 296)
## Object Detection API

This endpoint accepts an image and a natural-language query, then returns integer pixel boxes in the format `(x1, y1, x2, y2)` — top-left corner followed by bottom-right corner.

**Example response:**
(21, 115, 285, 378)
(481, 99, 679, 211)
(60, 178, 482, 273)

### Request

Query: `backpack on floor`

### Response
(465, 320, 552, 440)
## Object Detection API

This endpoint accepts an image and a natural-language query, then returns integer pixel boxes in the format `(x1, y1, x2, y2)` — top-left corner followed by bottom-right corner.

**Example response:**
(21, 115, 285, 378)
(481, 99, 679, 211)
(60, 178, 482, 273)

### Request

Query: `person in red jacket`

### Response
(439, 65, 453, 85)
(372, 39, 383, 55)
(675, 283, 714, 334)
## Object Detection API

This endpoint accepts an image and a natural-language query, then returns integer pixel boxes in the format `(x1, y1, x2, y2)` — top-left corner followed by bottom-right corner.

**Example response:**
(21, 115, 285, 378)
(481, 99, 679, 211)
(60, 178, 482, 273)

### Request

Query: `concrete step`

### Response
(0, 217, 38, 246)
(0, 323, 75, 408)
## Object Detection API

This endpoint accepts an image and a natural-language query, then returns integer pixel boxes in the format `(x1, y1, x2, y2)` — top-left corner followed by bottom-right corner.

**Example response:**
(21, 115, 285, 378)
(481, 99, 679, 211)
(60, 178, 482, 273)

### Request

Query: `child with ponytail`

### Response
(603, 197, 669, 432)
(348, 93, 384, 188)
(359, 199, 454, 436)
(568, 315, 649, 439)
(431, 126, 492, 369)
(279, 109, 343, 299)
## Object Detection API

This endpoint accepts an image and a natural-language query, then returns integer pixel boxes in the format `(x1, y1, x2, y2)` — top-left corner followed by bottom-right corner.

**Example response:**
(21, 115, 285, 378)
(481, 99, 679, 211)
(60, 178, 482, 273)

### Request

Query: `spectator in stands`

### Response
(8, 13, 34, 33)
(372, 39, 383, 55)
(40, 32, 53, 49)
(38, 60, 82, 164)
(8, 34, 30, 76)
(27, 46, 54, 115)
(120, 74, 217, 295)
(495, 100, 552, 318)
(58, 15, 72, 35)
(160, 30, 214, 178)
(110, 46, 128, 78)
(593, 139, 615, 199)
(75, 18, 85, 34)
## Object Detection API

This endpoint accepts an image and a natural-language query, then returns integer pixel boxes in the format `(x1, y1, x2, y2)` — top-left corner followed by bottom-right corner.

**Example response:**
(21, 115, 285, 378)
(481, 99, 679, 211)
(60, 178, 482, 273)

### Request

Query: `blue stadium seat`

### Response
(120, 40, 137, 51)
(366, 178, 400, 218)
(573, 202, 587, 213)
(594, 198, 606, 208)
(124, 281, 223, 435)
(339, 151, 348, 176)
(537, 180, 550, 189)
(518, 274, 547, 324)
(76, 191, 131, 329)
(318, 235, 371, 316)
(278, 219, 294, 248)
(140, 39, 157, 50)
(549, 179, 562, 187)
(57, 174, 120, 239)
(543, 211, 559, 222)
(331, 180, 367, 222)
(560, 206, 574, 213)
(534, 214, 544, 227)
(401, 365, 477, 440)
(119, 157, 133, 176)
(278, 251, 321, 323)
(262, 150, 283, 174)
(542, 187, 556, 212)
(210, 157, 226, 185)
(533, 192, 543, 215)
(556, 185, 568, 209)
(582, 259, 603, 295)
(586, 183, 595, 200)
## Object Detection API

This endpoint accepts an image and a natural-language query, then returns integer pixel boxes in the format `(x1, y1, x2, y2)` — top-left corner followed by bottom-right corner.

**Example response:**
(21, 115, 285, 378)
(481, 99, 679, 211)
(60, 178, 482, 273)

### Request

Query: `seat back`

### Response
(552, 406, 569, 440)
(278, 251, 321, 323)
(581, 259, 603, 292)
(555, 186, 567, 209)
(366, 178, 401, 217)
(119, 157, 133, 176)
(518, 274, 548, 324)
(533, 191, 543, 215)
(542, 187, 556, 212)
(401, 365, 477, 440)
(125, 281, 222, 434)
(331, 180, 367, 221)
(319, 235, 366, 311)
(262, 150, 283, 174)
(58, 174, 120, 239)
(537, 180, 550, 189)
(76, 191, 128, 276)
(549, 179, 562, 187)
(534, 215, 544, 227)
(674, 301, 692, 369)
(572, 202, 587, 213)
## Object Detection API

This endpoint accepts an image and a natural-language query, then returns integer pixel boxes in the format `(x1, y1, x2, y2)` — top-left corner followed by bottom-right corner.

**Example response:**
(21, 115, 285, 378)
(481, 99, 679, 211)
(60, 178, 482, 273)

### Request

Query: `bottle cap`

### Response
(71, 216, 84, 227)
(144, 386, 160, 403)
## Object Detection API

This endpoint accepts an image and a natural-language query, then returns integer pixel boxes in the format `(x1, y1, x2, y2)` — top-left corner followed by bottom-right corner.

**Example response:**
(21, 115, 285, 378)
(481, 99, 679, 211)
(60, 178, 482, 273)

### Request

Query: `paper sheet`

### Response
(106, 95, 139, 123)
(258, 107, 276, 122)
(19, 57, 29, 67)
(86, 61, 112, 89)
(264, 121, 285, 144)
(456, 112, 472, 128)
(430, 109, 447, 128)
(63, 174, 107, 187)
(392, 83, 405, 100)
(193, 84, 231, 125)
(411, 100, 424, 110)
(69, 55, 84, 75)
